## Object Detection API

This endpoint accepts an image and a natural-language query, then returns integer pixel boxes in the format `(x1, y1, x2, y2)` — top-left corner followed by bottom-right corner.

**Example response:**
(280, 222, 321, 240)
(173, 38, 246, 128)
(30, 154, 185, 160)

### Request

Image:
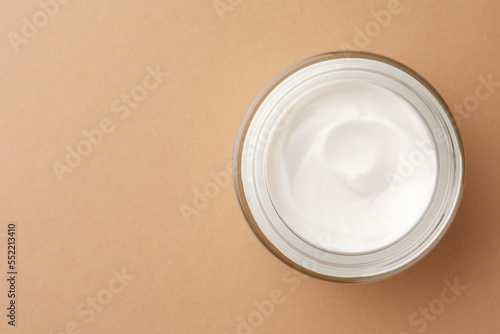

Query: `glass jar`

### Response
(233, 51, 465, 283)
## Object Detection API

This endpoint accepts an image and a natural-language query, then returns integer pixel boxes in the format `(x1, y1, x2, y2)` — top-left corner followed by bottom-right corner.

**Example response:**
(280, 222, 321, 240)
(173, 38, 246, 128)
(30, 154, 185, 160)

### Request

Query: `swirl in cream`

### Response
(266, 82, 437, 253)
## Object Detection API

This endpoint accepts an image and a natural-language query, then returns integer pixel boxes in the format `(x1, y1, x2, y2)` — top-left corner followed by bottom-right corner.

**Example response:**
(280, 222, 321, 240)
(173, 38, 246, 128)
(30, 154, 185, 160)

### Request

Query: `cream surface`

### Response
(266, 82, 437, 253)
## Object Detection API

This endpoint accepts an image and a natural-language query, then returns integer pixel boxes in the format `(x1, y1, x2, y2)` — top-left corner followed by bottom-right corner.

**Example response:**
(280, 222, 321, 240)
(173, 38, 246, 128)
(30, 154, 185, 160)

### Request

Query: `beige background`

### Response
(1, 0, 499, 333)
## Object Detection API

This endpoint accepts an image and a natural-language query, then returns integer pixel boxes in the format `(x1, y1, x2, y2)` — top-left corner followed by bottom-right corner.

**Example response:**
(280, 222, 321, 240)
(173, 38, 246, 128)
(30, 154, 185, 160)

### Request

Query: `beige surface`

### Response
(0, 0, 499, 333)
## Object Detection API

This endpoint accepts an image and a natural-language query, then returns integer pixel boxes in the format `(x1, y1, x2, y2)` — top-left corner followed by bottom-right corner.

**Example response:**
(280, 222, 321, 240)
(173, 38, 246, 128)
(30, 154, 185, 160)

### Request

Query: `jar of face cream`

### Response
(233, 51, 465, 283)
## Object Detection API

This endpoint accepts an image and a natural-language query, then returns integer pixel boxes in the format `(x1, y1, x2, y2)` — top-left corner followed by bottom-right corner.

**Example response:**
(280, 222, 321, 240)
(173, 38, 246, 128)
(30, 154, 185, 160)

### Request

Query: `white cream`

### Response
(266, 82, 437, 253)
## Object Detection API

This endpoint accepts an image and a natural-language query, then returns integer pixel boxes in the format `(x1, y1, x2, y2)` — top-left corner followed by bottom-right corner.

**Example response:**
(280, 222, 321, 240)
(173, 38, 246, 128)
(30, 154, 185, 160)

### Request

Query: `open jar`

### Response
(233, 51, 465, 283)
